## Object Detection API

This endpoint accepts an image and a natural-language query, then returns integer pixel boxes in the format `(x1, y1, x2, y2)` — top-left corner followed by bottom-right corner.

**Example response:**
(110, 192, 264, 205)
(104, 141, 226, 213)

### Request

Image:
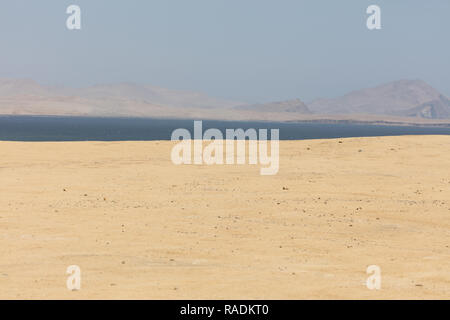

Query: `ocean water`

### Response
(1, 116, 450, 141)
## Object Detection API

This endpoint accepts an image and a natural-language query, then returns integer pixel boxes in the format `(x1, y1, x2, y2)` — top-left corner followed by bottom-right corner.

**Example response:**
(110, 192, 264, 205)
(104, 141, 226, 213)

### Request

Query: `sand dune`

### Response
(0, 136, 449, 299)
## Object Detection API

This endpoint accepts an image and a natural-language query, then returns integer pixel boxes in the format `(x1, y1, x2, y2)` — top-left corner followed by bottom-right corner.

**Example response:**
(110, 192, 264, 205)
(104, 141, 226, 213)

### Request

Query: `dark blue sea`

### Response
(1, 116, 450, 141)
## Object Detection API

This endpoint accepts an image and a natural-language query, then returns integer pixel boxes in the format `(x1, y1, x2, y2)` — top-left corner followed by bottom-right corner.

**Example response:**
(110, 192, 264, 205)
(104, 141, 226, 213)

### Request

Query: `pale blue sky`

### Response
(0, 0, 448, 103)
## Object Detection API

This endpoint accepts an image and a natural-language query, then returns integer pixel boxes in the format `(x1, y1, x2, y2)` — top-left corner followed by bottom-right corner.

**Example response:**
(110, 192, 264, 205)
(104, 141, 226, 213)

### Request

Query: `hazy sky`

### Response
(0, 0, 449, 103)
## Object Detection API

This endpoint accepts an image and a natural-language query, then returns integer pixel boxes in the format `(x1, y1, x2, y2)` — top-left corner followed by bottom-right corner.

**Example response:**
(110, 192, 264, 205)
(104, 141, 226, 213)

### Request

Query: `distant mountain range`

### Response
(0, 78, 241, 117)
(0, 78, 449, 125)
(308, 79, 450, 119)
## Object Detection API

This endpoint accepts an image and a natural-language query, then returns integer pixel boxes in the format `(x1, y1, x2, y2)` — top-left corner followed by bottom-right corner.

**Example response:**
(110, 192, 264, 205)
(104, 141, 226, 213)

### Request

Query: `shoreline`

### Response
(1, 114, 450, 128)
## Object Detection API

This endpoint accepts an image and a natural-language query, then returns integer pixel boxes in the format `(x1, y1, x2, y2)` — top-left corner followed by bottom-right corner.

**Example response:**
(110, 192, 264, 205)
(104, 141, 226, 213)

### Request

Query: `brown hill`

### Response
(395, 95, 450, 119)
(0, 79, 245, 117)
(308, 80, 449, 118)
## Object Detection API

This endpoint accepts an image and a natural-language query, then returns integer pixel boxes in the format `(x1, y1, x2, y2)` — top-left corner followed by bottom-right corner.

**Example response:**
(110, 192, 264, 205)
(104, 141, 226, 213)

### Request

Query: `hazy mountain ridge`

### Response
(0, 79, 244, 115)
(235, 98, 311, 114)
(0, 78, 449, 123)
(0, 78, 60, 97)
(307, 79, 449, 118)
(65, 83, 242, 109)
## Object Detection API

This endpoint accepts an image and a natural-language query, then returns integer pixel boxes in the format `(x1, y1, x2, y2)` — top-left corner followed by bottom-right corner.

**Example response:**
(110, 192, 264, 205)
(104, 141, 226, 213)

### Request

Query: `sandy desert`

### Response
(0, 135, 449, 299)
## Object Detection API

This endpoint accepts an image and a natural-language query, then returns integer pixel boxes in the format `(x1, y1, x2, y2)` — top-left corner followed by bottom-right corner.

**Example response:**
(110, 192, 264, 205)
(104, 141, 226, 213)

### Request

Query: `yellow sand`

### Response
(0, 136, 449, 299)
